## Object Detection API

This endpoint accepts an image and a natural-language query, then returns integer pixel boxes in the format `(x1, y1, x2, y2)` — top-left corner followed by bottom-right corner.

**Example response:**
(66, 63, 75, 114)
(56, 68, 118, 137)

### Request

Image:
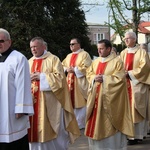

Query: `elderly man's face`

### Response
(124, 34, 136, 48)
(30, 40, 46, 57)
(0, 33, 11, 54)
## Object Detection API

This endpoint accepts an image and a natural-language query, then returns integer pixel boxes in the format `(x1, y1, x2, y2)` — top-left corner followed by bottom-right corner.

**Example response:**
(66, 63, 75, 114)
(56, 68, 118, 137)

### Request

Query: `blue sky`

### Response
(80, 0, 149, 24)
(80, 0, 110, 24)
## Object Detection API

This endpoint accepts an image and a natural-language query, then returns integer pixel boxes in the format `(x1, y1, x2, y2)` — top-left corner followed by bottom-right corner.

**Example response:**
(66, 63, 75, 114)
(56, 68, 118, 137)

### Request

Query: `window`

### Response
(93, 33, 104, 44)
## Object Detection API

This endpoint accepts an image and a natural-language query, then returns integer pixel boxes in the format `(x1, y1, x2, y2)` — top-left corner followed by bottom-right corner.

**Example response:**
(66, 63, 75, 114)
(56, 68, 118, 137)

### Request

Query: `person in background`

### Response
(140, 43, 150, 136)
(28, 37, 80, 150)
(111, 46, 117, 55)
(148, 43, 150, 55)
(140, 43, 148, 52)
(84, 39, 134, 150)
(120, 31, 150, 145)
(0, 28, 34, 150)
(62, 38, 92, 129)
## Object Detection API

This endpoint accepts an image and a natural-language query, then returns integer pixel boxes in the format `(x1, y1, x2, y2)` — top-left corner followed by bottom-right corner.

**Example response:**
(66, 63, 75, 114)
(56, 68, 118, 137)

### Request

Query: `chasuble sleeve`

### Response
(43, 56, 65, 93)
(76, 51, 92, 75)
(101, 58, 134, 136)
(132, 52, 150, 84)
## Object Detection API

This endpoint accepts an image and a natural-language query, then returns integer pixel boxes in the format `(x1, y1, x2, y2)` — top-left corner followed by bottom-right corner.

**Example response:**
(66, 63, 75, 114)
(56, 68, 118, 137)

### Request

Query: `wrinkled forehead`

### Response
(0, 33, 7, 39)
(30, 40, 43, 46)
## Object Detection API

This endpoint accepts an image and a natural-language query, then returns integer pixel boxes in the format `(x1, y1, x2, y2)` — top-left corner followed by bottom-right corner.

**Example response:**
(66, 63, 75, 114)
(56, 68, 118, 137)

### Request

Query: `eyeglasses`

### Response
(70, 43, 78, 46)
(124, 37, 133, 41)
(0, 39, 9, 43)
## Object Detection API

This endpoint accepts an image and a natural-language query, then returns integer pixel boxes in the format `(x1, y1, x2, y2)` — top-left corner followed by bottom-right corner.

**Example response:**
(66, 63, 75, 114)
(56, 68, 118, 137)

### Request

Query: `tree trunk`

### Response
(132, 0, 138, 40)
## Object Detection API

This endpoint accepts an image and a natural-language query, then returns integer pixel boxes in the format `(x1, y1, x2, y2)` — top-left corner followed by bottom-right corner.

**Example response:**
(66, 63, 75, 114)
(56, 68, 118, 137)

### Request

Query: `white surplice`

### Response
(88, 132, 127, 150)
(0, 50, 34, 143)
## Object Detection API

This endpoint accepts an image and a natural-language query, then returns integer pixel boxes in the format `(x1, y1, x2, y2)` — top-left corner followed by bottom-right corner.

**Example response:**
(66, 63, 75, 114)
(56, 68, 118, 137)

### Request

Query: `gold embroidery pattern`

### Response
(31, 81, 39, 104)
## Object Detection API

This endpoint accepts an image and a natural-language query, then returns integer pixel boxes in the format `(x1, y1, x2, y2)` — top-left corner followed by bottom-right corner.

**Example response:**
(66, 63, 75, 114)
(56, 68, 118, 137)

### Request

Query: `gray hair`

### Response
(44, 41, 48, 50)
(30, 37, 45, 45)
(0, 28, 11, 40)
(125, 31, 136, 39)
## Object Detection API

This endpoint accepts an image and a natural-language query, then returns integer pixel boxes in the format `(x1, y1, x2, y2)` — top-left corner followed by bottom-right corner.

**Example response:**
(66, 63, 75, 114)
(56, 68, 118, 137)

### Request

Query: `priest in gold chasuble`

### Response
(62, 38, 92, 129)
(120, 32, 150, 145)
(85, 39, 134, 150)
(28, 37, 80, 150)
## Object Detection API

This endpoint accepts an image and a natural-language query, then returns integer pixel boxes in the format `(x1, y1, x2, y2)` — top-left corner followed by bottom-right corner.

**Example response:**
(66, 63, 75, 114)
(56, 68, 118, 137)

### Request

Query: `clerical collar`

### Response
(72, 49, 82, 54)
(34, 50, 47, 59)
(127, 44, 137, 50)
(127, 45, 137, 53)
(0, 48, 13, 62)
(101, 53, 111, 62)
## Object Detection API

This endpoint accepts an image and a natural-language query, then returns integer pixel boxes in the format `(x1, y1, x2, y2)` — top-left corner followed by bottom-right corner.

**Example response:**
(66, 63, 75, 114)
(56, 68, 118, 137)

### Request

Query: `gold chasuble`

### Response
(86, 62, 107, 138)
(85, 53, 134, 140)
(62, 49, 92, 108)
(120, 45, 150, 123)
(68, 53, 78, 108)
(28, 52, 80, 143)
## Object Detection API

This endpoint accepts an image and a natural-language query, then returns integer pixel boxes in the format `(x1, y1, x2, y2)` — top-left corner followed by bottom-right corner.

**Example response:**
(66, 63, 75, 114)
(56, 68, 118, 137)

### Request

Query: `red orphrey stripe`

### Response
(86, 62, 107, 138)
(28, 59, 43, 142)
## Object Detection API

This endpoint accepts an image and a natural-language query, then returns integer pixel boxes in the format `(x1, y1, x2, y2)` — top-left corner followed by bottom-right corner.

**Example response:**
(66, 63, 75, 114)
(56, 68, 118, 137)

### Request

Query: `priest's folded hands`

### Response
(30, 72, 40, 81)
(94, 74, 103, 83)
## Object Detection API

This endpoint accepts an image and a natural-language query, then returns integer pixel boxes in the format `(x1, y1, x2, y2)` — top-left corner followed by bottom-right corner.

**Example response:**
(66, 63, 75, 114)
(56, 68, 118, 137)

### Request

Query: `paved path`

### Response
(68, 129, 150, 150)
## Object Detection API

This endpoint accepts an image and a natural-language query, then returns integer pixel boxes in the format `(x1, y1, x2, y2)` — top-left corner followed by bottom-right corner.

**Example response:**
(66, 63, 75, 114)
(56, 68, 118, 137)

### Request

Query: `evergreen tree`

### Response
(0, 0, 92, 59)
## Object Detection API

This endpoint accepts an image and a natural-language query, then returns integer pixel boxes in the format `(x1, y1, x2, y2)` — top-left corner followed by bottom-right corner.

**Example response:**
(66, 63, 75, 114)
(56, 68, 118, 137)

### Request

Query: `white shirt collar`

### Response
(35, 50, 47, 59)
(127, 45, 137, 53)
(101, 54, 111, 62)
(72, 49, 82, 54)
